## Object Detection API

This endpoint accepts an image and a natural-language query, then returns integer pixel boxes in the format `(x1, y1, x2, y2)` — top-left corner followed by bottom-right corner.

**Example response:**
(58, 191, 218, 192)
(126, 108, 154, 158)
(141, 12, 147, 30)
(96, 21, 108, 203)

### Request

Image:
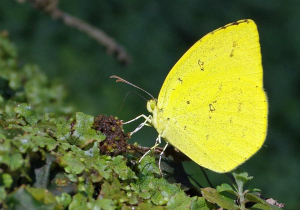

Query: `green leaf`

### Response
(56, 193, 72, 208)
(135, 203, 164, 210)
(190, 197, 212, 210)
(72, 112, 105, 148)
(5, 186, 62, 210)
(69, 193, 88, 210)
(26, 186, 57, 204)
(216, 183, 237, 195)
(201, 187, 238, 210)
(0, 140, 24, 170)
(0, 187, 6, 202)
(167, 194, 211, 210)
(112, 156, 137, 180)
(1, 173, 13, 188)
(232, 170, 253, 193)
(8, 152, 24, 170)
(55, 112, 105, 148)
(101, 180, 129, 203)
(138, 154, 161, 176)
(91, 158, 112, 180)
(58, 154, 86, 175)
(14, 103, 38, 125)
(13, 133, 58, 153)
(77, 175, 94, 197)
(135, 175, 181, 206)
(88, 199, 116, 210)
(55, 122, 72, 143)
(246, 193, 282, 210)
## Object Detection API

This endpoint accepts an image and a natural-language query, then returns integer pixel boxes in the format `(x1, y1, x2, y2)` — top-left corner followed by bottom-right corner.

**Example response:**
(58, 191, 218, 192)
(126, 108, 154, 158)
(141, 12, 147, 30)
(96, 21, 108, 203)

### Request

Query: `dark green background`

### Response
(1, 1, 299, 208)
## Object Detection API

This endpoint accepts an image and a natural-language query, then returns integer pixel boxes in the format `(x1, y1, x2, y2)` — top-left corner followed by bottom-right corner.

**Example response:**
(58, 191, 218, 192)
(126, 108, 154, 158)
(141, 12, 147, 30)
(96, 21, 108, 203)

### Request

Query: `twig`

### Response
(25, 0, 131, 65)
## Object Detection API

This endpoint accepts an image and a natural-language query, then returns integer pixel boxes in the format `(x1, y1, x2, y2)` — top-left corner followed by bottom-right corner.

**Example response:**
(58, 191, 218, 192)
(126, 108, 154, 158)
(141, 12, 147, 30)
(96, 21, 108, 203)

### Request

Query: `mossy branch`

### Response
(0, 31, 284, 210)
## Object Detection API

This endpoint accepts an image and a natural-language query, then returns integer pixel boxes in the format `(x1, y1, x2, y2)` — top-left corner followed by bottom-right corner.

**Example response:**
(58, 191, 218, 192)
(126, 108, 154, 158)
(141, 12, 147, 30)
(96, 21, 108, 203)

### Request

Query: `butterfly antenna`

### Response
(110, 75, 155, 99)
(134, 92, 148, 102)
(115, 92, 130, 115)
(115, 91, 147, 116)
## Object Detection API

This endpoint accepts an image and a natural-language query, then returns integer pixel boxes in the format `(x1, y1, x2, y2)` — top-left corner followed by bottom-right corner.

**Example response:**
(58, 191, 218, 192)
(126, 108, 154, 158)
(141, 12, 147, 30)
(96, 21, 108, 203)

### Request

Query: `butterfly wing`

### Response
(153, 19, 268, 172)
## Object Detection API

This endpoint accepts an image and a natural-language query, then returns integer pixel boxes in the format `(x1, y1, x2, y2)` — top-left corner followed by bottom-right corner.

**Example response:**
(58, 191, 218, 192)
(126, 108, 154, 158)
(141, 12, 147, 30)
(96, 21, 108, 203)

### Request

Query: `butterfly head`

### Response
(147, 99, 157, 113)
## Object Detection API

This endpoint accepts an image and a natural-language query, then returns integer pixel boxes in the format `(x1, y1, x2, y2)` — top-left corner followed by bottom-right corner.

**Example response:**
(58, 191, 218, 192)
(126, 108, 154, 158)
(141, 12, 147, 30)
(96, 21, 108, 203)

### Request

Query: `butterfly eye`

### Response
(147, 99, 157, 113)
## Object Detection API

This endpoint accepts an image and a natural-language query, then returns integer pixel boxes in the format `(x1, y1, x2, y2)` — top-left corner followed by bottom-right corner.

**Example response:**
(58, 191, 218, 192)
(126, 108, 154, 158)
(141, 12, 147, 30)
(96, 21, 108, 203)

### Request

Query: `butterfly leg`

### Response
(123, 114, 151, 124)
(138, 135, 167, 177)
(138, 135, 161, 162)
(124, 114, 152, 136)
(158, 141, 169, 176)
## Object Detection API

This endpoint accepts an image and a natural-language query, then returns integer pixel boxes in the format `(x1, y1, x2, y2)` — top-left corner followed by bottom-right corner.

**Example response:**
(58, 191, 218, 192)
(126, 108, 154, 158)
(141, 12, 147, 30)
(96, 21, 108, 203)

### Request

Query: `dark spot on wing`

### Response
(230, 41, 237, 57)
(230, 49, 234, 57)
(198, 59, 204, 71)
(219, 84, 223, 90)
(209, 104, 215, 112)
(237, 102, 243, 113)
(177, 78, 183, 84)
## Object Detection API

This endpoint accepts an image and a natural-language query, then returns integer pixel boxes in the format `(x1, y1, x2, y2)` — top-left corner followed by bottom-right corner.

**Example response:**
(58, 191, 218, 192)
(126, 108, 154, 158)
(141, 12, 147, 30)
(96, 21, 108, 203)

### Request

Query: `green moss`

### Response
(0, 31, 281, 210)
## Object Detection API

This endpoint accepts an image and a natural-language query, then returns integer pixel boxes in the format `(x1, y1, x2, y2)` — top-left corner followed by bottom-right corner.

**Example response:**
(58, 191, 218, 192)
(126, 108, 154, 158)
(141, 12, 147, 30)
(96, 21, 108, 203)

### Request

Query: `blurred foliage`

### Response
(1, 0, 299, 208)
(0, 29, 283, 209)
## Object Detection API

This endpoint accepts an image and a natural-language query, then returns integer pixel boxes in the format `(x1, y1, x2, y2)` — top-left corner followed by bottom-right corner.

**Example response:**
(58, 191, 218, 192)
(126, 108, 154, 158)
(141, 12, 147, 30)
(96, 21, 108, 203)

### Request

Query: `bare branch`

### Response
(25, 0, 131, 65)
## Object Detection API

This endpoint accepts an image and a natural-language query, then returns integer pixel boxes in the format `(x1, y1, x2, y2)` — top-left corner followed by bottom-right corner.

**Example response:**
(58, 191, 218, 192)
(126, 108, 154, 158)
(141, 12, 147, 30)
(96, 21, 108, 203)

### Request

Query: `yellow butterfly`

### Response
(111, 19, 268, 173)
